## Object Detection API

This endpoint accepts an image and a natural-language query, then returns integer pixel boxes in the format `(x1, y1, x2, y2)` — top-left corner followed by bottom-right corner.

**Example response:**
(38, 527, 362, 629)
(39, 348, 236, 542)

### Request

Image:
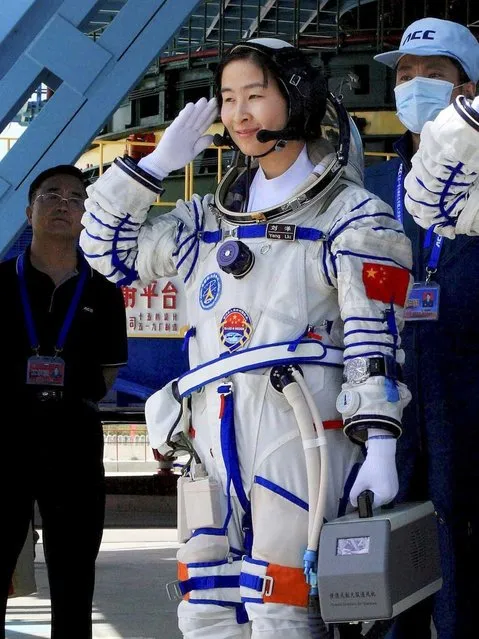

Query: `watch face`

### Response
(344, 357, 369, 384)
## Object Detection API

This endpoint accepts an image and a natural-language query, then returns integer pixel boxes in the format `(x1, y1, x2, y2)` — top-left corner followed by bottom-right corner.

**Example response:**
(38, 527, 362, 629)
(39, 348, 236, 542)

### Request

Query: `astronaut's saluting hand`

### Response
(80, 37, 412, 639)
(138, 97, 218, 179)
(404, 95, 479, 237)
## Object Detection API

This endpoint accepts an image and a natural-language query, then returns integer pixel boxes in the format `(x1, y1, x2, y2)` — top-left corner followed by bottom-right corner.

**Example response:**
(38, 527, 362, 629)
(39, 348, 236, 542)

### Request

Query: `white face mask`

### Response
(394, 76, 455, 134)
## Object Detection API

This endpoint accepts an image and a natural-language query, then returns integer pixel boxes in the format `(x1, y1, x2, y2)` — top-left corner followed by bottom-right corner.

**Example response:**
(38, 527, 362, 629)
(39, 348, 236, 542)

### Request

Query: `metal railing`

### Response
(84, 138, 397, 205)
(0, 136, 19, 161)
(82, 137, 230, 206)
(0, 137, 17, 151)
(364, 150, 398, 162)
(101, 423, 165, 474)
(1, 135, 398, 206)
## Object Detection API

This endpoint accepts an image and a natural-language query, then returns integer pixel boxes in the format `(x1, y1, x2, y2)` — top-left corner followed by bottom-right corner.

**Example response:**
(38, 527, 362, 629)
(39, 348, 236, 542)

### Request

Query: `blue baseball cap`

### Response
(374, 18, 479, 83)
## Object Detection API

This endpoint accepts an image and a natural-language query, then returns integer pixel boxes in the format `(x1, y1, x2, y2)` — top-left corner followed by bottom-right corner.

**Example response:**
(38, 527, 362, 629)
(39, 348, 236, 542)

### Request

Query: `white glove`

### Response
(349, 429, 398, 508)
(138, 97, 218, 180)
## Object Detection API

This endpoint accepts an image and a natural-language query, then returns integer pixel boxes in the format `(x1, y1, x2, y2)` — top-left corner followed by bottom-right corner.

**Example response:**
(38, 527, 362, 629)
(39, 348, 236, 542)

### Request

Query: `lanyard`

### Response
(17, 252, 88, 355)
(394, 162, 405, 226)
(395, 162, 443, 283)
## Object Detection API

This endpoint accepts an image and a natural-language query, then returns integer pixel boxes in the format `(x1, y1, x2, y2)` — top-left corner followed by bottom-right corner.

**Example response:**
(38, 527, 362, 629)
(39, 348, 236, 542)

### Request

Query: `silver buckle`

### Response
(166, 580, 183, 601)
(261, 575, 274, 597)
(222, 228, 238, 239)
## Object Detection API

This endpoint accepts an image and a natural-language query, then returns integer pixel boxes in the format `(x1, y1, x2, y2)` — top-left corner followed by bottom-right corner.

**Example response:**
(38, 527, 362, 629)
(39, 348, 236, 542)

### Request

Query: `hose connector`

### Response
(303, 548, 318, 594)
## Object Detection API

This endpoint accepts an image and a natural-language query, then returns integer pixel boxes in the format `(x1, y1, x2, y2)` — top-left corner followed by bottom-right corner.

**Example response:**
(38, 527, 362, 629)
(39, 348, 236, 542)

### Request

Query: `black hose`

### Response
(363, 619, 394, 638)
(308, 595, 333, 638)
(337, 622, 363, 637)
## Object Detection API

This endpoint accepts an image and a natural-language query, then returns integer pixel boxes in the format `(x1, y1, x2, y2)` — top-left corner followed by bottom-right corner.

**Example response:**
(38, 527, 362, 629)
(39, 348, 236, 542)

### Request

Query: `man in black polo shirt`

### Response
(0, 165, 127, 638)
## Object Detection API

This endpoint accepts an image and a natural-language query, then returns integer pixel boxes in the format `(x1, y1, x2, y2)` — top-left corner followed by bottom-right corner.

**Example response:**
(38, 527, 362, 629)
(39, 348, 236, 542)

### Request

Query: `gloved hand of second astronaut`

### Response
(349, 428, 399, 509)
(138, 97, 218, 180)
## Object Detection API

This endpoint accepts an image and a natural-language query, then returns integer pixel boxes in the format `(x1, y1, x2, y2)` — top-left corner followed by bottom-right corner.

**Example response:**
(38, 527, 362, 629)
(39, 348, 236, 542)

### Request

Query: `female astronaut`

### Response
(80, 39, 412, 639)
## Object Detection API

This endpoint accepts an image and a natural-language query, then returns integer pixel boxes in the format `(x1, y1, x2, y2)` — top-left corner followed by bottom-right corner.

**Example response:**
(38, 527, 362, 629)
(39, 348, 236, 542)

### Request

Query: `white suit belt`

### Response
(177, 340, 344, 397)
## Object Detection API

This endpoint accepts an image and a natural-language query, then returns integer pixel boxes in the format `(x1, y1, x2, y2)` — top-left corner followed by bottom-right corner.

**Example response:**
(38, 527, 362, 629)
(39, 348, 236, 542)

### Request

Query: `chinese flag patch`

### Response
(362, 263, 409, 307)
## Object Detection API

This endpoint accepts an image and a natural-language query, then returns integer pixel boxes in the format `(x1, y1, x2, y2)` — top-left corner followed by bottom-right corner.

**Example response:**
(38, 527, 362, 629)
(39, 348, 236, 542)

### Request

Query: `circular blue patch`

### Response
(220, 308, 253, 352)
(199, 272, 222, 310)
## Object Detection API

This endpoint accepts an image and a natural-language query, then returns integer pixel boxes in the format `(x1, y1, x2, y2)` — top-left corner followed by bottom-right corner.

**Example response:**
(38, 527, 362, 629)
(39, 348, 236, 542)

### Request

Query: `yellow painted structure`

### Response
(76, 112, 404, 175)
(1, 112, 402, 207)
(350, 110, 405, 136)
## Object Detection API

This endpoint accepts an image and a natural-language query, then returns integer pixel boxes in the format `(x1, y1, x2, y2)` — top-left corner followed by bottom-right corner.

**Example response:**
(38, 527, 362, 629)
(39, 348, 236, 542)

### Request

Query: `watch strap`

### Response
(369, 356, 402, 381)
(344, 355, 402, 383)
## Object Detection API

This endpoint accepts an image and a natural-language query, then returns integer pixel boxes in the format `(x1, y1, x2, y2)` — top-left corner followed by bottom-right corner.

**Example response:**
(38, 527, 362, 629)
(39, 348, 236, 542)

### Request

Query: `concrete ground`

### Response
(6, 527, 182, 639)
(6, 489, 437, 638)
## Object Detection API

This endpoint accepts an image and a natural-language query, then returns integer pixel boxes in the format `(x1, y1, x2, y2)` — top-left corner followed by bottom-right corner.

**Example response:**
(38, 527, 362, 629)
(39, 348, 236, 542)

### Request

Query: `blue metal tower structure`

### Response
(0, 0, 201, 257)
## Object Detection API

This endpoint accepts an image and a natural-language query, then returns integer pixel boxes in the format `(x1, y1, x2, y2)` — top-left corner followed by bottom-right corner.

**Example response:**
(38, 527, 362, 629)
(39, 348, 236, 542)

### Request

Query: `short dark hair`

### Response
(28, 165, 88, 204)
(449, 58, 471, 85)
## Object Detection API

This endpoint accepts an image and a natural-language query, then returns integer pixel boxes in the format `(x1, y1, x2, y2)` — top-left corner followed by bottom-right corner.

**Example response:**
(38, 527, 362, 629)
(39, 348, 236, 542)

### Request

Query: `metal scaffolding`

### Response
(160, 0, 479, 58)
(0, 0, 202, 257)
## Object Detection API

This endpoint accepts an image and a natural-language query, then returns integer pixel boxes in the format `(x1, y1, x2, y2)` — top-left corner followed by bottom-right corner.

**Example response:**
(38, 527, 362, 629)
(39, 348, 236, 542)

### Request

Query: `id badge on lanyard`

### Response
(26, 356, 65, 385)
(18, 252, 87, 386)
(404, 281, 441, 321)
(395, 163, 441, 321)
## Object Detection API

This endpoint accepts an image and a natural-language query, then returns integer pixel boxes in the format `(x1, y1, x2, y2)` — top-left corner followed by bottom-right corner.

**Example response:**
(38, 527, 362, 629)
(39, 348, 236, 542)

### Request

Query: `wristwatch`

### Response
(343, 356, 401, 384)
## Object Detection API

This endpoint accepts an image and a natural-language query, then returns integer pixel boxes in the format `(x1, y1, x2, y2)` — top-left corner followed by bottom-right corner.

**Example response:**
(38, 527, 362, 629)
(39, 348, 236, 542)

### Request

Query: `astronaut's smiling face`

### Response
(220, 57, 288, 158)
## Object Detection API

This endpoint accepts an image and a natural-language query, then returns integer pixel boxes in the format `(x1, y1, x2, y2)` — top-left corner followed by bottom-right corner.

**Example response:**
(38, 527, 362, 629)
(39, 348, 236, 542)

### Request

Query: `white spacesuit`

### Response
(80, 39, 412, 639)
(404, 95, 479, 237)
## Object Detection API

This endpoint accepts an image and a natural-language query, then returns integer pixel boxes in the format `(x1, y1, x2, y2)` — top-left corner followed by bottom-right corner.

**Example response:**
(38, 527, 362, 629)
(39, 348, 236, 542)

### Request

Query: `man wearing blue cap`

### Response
(365, 17, 479, 639)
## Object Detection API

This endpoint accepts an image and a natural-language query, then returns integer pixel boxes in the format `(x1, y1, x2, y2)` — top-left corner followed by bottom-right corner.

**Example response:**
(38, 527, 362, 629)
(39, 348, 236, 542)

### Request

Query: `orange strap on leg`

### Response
(240, 557, 309, 608)
(265, 563, 309, 607)
(178, 562, 190, 600)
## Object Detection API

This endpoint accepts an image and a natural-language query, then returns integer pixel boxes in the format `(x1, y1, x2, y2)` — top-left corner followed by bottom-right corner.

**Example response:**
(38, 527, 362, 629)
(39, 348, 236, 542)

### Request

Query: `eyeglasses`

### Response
(34, 192, 85, 212)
